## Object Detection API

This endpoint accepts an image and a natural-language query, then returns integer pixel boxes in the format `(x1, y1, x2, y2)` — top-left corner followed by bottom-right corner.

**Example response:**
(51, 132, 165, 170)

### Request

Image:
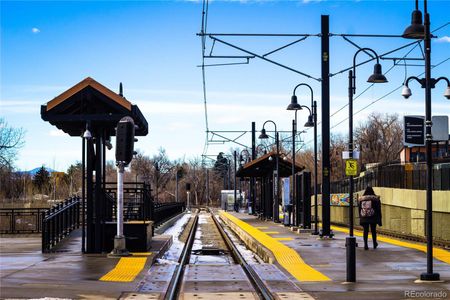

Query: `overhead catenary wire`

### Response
(318, 21, 447, 135)
(302, 56, 449, 146)
(330, 56, 450, 130)
(301, 40, 423, 144)
(198, 8, 449, 153)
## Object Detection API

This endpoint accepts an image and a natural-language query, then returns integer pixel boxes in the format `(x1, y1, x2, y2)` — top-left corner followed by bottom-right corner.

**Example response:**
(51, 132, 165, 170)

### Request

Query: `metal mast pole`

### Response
(321, 15, 332, 237)
(313, 100, 319, 235)
(421, 0, 439, 281)
(234, 150, 237, 212)
(251, 122, 256, 215)
(346, 70, 356, 282)
(275, 132, 280, 222)
(292, 118, 296, 226)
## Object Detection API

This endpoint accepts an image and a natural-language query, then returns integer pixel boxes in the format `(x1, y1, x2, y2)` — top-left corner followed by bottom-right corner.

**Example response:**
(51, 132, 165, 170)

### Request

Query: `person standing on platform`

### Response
(358, 186, 382, 250)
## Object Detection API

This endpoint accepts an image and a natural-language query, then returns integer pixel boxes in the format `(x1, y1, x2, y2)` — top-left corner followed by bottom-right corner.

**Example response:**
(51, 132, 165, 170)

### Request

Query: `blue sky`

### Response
(1, 0, 449, 171)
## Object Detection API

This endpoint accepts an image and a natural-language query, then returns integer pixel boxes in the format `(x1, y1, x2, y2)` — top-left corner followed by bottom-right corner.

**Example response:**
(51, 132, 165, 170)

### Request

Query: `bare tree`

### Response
(130, 151, 153, 184)
(0, 118, 25, 171)
(330, 134, 347, 181)
(355, 113, 403, 166)
(67, 163, 82, 196)
(185, 157, 205, 206)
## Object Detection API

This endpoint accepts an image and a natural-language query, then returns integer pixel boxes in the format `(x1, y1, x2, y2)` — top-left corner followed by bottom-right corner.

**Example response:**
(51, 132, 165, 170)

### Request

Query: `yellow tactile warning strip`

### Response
(274, 238, 294, 241)
(100, 253, 151, 282)
(221, 212, 330, 282)
(328, 224, 450, 265)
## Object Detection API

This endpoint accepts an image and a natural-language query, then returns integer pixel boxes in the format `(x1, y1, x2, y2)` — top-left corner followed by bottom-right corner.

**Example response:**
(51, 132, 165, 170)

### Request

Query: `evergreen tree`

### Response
(33, 166, 50, 194)
(214, 152, 229, 189)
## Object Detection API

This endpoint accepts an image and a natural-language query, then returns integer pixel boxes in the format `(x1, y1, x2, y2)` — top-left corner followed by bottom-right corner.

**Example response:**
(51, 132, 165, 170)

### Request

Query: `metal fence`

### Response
(104, 182, 184, 226)
(42, 196, 80, 252)
(0, 207, 48, 234)
(104, 182, 153, 221)
(153, 202, 185, 226)
(330, 162, 450, 193)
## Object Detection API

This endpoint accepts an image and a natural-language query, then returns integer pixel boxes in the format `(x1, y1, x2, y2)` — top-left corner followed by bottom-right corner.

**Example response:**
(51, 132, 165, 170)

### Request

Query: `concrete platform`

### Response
(220, 212, 450, 300)
(0, 230, 172, 299)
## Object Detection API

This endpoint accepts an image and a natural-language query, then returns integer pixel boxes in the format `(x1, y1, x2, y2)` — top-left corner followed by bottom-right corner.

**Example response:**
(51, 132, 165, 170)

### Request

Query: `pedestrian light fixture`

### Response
(402, 76, 450, 100)
(346, 47, 387, 283)
(402, 0, 425, 39)
(83, 123, 92, 139)
(288, 83, 315, 229)
(240, 149, 251, 166)
(259, 120, 280, 222)
(258, 128, 269, 139)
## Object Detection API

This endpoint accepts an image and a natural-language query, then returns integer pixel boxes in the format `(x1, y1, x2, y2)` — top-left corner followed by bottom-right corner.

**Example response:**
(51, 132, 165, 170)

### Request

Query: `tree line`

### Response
(0, 113, 404, 203)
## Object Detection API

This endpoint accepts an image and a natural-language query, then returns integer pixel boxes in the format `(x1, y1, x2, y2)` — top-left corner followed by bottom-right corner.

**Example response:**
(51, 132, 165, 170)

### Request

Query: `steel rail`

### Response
(210, 210, 274, 300)
(164, 213, 199, 300)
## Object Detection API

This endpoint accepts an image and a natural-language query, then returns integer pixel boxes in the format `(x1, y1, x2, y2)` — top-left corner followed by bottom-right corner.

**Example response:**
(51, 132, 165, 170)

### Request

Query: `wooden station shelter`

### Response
(41, 77, 148, 253)
(236, 151, 309, 226)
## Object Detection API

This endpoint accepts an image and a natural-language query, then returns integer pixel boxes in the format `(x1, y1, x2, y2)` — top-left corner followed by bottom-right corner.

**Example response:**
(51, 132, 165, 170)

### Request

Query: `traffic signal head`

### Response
(115, 116, 135, 165)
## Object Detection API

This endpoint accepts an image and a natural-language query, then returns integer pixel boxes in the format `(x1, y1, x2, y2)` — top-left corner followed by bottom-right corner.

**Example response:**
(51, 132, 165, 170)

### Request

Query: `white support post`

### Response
(109, 161, 130, 257)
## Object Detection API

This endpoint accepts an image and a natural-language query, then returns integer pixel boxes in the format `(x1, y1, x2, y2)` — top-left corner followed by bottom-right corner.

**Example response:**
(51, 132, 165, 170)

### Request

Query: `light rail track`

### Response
(163, 209, 274, 300)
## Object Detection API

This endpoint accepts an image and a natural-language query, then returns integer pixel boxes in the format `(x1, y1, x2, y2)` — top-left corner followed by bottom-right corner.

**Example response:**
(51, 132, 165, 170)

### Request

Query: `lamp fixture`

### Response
(402, 85, 412, 99)
(367, 63, 388, 83)
(304, 115, 315, 127)
(259, 128, 269, 139)
(444, 86, 450, 100)
(83, 123, 92, 139)
(402, 0, 425, 39)
(287, 95, 302, 110)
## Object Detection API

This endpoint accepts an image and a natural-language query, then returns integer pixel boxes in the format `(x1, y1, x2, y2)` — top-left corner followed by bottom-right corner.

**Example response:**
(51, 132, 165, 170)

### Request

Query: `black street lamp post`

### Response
(402, 0, 450, 281)
(288, 83, 316, 229)
(239, 149, 251, 212)
(347, 48, 388, 282)
(401, 75, 449, 281)
(234, 150, 237, 212)
(259, 121, 280, 222)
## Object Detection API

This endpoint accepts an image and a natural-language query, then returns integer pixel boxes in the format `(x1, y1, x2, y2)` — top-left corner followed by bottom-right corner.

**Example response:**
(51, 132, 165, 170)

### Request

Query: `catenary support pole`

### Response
(313, 100, 319, 235)
(251, 122, 256, 215)
(234, 150, 237, 212)
(321, 15, 332, 238)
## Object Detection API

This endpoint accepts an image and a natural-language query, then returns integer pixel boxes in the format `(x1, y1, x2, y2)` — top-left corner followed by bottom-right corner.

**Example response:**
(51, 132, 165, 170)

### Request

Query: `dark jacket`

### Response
(358, 195, 382, 226)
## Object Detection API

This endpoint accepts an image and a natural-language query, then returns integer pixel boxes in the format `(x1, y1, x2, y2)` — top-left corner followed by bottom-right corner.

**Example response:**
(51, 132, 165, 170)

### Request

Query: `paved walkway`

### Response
(0, 230, 171, 299)
(1, 213, 449, 299)
(222, 212, 450, 300)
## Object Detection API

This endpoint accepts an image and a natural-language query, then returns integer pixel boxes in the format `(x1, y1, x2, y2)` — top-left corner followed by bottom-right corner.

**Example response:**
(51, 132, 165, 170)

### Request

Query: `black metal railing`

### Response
(42, 196, 80, 252)
(104, 182, 153, 221)
(0, 207, 48, 234)
(104, 182, 184, 228)
(153, 202, 185, 226)
(329, 162, 450, 193)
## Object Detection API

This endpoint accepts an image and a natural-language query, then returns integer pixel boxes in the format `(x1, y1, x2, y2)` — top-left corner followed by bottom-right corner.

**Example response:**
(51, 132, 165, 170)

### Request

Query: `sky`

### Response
(1, 0, 449, 172)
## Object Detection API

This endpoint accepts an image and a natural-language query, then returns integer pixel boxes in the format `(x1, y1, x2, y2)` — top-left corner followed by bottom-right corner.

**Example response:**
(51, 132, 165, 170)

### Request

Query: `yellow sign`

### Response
(345, 159, 358, 176)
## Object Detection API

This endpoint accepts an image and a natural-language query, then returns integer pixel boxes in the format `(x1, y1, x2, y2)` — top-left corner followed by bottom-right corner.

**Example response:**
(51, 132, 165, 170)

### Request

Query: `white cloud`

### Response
(0, 100, 38, 114)
(31, 27, 40, 34)
(436, 36, 450, 43)
(302, 0, 323, 3)
(49, 130, 67, 137)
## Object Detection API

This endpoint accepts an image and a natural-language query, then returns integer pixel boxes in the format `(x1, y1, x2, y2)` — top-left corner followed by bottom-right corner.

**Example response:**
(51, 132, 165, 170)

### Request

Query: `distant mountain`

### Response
(25, 167, 58, 176)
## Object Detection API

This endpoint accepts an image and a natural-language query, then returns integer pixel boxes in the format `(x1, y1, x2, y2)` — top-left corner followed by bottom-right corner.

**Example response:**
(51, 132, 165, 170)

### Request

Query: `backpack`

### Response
(360, 199, 375, 217)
